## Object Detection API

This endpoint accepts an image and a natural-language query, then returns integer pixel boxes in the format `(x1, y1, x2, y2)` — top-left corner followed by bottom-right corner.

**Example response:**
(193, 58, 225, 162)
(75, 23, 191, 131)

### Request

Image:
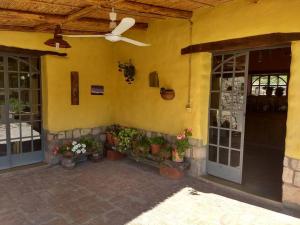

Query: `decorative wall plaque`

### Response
(71, 71, 79, 105)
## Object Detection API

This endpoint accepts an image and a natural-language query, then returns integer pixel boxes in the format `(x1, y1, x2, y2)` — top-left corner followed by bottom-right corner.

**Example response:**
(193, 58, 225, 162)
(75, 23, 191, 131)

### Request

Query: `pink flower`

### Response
(187, 128, 192, 132)
(177, 135, 183, 140)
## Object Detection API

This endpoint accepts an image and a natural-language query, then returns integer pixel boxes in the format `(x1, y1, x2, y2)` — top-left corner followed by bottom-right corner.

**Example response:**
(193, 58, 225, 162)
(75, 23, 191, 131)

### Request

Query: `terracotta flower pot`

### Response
(151, 144, 161, 155)
(112, 136, 119, 146)
(172, 149, 184, 163)
(107, 150, 125, 161)
(106, 132, 114, 145)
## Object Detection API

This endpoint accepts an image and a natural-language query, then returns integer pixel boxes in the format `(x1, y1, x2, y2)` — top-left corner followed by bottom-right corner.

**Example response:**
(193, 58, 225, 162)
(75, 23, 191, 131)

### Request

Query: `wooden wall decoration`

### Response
(71, 71, 79, 105)
(149, 71, 159, 87)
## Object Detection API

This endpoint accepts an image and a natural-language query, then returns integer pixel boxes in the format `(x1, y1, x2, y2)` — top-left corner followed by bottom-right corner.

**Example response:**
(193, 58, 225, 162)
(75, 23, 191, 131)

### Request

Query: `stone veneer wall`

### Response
(282, 156, 300, 208)
(45, 126, 108, 165)
(45, 126, 207, 178)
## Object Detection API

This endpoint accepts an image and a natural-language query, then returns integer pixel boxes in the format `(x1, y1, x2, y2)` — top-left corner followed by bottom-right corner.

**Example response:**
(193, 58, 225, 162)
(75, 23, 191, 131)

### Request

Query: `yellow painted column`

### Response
(285, 42, 300, 160)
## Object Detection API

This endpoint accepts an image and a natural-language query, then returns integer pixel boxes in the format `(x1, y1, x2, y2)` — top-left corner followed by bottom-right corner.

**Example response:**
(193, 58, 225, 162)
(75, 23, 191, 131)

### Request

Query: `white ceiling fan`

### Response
(62, 17, 150, 47)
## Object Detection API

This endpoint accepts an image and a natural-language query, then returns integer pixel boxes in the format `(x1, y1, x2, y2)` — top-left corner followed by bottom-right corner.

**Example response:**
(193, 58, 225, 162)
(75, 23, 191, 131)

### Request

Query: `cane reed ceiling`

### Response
(0, 0, 232, 34)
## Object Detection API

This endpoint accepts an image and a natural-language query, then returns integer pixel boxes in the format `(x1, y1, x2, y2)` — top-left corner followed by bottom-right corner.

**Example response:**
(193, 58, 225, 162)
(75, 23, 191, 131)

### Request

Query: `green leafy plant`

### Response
(9, 98, 25, 114)
(175, 128, 192, 157)
(149, 136, 165, 145)
(117, 128, 138, 153)
(80, 136, 103, 154)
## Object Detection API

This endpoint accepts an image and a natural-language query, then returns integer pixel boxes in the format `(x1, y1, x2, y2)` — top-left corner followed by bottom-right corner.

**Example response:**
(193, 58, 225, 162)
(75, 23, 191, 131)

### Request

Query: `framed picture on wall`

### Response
(91, 85, 104, 95)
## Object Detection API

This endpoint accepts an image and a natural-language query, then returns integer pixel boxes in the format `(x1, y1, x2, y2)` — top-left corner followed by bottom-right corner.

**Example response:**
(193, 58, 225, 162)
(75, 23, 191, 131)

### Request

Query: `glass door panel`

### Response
(207, 52, 249, 184)
(0, 55, 43, 169)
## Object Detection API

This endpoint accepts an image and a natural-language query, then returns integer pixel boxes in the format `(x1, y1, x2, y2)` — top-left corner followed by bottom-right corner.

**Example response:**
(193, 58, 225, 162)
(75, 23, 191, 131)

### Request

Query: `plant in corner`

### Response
(173, 128, 192, 163)
(117, 128, 138, 153)
(149, 136, 165, 155)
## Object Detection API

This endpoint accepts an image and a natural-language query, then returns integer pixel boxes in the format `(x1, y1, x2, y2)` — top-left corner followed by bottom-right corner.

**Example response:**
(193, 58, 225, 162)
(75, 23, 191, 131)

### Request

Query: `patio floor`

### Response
(0, 159, 299, 225)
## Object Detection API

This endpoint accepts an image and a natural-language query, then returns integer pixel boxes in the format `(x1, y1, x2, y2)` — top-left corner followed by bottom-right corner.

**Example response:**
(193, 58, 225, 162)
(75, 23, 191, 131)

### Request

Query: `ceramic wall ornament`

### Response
(118, 60, 135, 84)
(71, 71, 79, 105)
(149, 71, 159, 87)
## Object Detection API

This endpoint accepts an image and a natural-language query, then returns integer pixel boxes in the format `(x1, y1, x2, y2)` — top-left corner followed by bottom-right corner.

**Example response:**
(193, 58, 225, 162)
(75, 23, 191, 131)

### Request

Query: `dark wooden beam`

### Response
(181, 33, 300, 55)
(0, 45, 67, 57)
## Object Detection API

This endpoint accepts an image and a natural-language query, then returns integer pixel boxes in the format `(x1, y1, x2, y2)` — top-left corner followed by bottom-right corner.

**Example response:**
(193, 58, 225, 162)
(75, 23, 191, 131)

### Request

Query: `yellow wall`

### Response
(1, 0, 300, 159)
(0, 31, 115, 131)
(112, 0, 300, 159)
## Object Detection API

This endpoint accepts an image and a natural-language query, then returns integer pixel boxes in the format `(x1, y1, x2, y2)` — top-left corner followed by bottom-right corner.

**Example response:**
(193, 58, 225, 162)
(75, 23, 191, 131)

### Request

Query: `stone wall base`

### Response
(44, 125, 207, 177)
(45, 126, 107, 165)
(282, 156, 300, 208)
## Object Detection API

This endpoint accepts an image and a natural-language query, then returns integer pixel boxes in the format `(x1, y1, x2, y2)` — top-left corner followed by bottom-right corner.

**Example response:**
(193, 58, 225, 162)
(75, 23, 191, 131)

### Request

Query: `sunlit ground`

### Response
(127, 187, 300, 225)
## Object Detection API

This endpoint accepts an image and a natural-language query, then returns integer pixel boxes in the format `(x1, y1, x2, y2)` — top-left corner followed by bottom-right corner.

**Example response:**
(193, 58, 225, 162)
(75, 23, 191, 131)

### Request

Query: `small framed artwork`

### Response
(91, 85, 104, 95)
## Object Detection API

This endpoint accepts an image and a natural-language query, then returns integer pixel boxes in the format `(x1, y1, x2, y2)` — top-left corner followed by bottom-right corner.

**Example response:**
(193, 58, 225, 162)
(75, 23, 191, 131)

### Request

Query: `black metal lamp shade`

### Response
(44, 25, 71, 49)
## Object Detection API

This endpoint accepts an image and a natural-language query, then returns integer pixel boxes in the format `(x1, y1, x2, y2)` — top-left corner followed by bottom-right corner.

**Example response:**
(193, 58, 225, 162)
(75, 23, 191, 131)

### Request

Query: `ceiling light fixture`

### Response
(44, 25, 71, 50)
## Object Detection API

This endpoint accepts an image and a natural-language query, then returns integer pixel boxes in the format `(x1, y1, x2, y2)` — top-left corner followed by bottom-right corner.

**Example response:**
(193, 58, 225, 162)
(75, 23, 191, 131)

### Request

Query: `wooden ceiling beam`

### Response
(0, 8, 147, 32)
(0, 24, 107, 34)
(181, 33, 299, 55)
(65, 5, 99, 22)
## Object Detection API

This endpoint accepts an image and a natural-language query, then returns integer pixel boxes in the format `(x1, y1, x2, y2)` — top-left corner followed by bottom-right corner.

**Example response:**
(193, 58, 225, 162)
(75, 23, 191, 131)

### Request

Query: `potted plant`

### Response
(173, 128, 192, 163)
(132, 134, 150, 158)
(149, 136, 165, 155)
(80, 136, 103, 162)
(71, 141, 87, 164)
(160, 145, 172, 160)
(107, 127, 138, 160)
(118, 60, 135, 84)
(105, 125, 121, 146)
(53, 143, 76, 169)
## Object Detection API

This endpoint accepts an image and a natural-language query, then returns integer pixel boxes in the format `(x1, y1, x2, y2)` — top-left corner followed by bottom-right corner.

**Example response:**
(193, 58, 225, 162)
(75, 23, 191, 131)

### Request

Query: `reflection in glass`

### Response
(223, 55, 234, 72)
(210, 92, 219, 109)
(8, 57, 18, 72)
(219, 129, 229, 147)
(33, 138, 41, 151)
(0, 72, 4, 88)
(210, 110, 218, 127)
(231, 111, 243, 131)
(231, 131, 241, 149)
(21, 90, 30, 105)
(32, 90, 41, 105)
(20, 73, 30, 88)
(235, 55, 246, 71)
(211, 74, 221, 91)
(22, 141, 32, 153)
(208, 145, 217, 162)
(209, 128, 218, 145)
(230, 150, 240, 167)
(219, 147, 229, 165)
(19, 57, 29, 72)
(31, 73, 40, 89)
(11, 140, 21, 154)
(0, 143, 6, 156)
(32, 121, 41, 134)
(220, 111, 231, 128)
(213, 55, 222, 72)
(222, 75, 233, 92)
(221, 92, 232, 110)
(9, 72, 18, 88)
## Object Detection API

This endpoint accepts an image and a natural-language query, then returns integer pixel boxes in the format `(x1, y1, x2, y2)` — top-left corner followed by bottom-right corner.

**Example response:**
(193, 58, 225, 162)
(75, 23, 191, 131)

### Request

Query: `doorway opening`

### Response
(243, 47, 291, 201)
(206, 46, 291, 202)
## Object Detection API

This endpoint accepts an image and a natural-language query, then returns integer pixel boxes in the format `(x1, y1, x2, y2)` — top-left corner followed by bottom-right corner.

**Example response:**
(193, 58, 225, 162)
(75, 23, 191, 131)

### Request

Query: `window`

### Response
(251, 74, 288, 96)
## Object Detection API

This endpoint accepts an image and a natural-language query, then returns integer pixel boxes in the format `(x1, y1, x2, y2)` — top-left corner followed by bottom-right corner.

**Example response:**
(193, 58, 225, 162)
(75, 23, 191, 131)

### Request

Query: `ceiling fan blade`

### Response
(62, 34, 105, 38)
(112, 18, 135, 36)
(120, 37, 150, 46)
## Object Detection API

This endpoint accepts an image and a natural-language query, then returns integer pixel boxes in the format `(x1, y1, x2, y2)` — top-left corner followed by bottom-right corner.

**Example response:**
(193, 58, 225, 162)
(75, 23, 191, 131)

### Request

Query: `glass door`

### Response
(0, 54, 43, 170)
(207, 52, 249, 184)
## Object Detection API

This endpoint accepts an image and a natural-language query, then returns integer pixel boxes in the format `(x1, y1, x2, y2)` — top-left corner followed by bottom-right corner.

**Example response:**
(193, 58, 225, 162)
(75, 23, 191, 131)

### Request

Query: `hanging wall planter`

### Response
(118, 60, 135, 84)
(160, 88, 175, 100)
